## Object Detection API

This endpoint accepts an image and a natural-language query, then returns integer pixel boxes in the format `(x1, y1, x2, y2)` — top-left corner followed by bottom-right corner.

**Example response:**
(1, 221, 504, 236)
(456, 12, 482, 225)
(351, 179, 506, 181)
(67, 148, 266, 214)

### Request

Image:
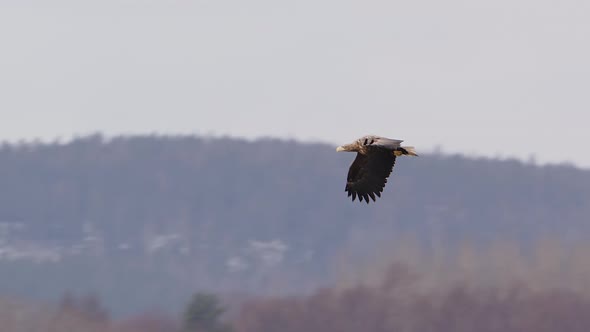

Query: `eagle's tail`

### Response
(394, 146, 418, 157)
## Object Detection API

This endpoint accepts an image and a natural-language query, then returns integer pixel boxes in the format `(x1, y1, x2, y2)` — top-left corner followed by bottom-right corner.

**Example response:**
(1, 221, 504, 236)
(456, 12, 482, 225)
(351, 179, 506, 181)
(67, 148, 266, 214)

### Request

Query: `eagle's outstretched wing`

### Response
(345, 149, 397, 203)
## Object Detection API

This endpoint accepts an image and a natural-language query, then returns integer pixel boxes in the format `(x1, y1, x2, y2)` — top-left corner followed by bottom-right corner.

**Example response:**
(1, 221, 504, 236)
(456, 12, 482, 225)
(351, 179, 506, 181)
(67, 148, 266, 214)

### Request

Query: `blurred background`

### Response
(0, 0, 589, 331)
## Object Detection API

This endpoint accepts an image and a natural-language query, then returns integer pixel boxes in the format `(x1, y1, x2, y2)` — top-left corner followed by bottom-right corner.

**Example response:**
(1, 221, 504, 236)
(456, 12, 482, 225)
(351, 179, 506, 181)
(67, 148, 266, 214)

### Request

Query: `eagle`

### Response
(336, 135, 418, 203)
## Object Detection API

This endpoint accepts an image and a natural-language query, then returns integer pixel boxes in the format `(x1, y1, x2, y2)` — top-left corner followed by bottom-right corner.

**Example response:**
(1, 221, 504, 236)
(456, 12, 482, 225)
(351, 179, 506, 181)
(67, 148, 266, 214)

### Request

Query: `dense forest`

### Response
(0, 134, 589, 317)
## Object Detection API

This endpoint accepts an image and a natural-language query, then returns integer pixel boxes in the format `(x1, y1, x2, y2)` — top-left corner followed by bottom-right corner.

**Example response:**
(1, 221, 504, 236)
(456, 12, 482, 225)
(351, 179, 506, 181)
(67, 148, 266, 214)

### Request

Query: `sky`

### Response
(1, 0, 589, 167)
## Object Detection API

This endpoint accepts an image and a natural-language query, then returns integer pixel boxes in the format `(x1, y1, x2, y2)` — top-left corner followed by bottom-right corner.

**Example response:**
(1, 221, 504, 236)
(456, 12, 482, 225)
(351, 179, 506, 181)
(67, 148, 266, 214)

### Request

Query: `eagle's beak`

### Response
(336, 146, 345, 152)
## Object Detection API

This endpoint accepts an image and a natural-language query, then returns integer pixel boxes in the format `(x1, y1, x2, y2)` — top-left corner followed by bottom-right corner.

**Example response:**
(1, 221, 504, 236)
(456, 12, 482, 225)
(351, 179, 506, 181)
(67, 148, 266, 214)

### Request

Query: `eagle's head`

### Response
(336, 143, 358, 152)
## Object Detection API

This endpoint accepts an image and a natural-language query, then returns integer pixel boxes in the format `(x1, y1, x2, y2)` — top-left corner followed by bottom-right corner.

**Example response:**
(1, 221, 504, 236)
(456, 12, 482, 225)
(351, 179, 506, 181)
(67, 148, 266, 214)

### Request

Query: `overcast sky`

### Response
(1, 0, 588, 167)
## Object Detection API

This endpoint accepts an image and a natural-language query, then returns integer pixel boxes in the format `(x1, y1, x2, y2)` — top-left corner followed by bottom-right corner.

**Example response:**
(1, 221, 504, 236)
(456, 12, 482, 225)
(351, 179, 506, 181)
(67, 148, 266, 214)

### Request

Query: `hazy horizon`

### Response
(1, 0, 588, 167)
(0, 131, 584, 171)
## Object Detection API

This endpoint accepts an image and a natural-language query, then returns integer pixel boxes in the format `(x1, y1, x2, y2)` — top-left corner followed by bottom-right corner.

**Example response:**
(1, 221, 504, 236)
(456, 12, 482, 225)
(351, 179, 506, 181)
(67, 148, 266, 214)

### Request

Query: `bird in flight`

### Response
(336, 135, 418, 203)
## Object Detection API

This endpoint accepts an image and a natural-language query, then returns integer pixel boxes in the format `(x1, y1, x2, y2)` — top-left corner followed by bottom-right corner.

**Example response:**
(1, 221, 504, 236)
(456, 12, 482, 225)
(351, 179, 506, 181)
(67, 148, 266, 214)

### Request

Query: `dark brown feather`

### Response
(344, 148, 397, 203)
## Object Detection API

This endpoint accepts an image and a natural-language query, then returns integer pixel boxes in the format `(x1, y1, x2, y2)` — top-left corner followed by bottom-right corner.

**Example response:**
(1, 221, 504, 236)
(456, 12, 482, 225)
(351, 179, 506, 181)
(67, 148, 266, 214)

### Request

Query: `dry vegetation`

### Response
(2, 239, 590, 331)
(235, 239, 590, 332)
(236, 263, 590, 332)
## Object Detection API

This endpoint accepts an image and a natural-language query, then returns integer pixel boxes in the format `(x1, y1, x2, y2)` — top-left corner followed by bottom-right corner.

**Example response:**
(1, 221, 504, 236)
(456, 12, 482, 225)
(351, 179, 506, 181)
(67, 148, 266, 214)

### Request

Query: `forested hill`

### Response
(0, 134, 589, 315)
